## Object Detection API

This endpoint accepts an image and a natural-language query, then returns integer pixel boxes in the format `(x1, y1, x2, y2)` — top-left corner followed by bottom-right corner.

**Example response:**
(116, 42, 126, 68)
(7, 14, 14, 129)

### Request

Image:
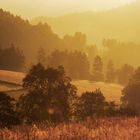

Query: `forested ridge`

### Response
(0, 9, 64, 61)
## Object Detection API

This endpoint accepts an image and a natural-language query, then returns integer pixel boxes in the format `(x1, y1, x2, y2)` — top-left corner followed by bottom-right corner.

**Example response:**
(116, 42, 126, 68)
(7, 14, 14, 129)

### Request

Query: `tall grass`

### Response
(0, 117, 139, 140)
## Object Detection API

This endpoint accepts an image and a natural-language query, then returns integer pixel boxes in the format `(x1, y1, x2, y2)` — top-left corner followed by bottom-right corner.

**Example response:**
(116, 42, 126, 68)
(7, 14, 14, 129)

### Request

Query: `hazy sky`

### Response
(0, 0, 136, 19)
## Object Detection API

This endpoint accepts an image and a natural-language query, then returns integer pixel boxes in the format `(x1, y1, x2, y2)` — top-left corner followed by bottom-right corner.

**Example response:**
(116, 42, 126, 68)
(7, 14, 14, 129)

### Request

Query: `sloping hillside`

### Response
(0, 70, 123, 103)
(32, 1, 140, 44)
(0, 70, 25, 85)
(0, 9, 65, 62)
(0, 70, 25, 98)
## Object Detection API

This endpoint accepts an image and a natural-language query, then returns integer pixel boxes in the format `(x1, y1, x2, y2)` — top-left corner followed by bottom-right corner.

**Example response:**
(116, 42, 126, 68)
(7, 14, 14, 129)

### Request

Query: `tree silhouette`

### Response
(0, 92, 18, 127)
(48, 50, 90, 80)
(37, 47, 46, 66)
(75, 89, 106, 120)
(106, 60, 116, 83)
(92, 55, 104, 81)
(121, 67, 140, 114)
(17, 63, 77, 123)
(0, 44, 25, 71)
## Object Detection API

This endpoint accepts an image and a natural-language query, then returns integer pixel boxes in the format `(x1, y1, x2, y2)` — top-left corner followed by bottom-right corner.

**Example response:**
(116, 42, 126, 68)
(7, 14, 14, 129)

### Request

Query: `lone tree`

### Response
(121, 67, 140, 114)
(17, 63, 77, 123)
(0, 92, 18, 127)
(92, 55, 104, 81)
(75, 89, 106, 120)
(106, 60, 116, 83)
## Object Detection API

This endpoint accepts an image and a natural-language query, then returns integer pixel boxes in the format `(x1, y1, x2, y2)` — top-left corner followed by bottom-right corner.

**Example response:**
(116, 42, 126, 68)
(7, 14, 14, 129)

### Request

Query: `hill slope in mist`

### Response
(0, 9, 65, 62)
(32, 1, 140, 44)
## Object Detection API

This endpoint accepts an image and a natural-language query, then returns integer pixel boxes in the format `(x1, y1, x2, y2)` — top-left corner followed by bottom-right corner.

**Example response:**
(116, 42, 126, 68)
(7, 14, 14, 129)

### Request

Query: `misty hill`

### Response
(32, 1, 140, 44)
(0, 9, 65, 62)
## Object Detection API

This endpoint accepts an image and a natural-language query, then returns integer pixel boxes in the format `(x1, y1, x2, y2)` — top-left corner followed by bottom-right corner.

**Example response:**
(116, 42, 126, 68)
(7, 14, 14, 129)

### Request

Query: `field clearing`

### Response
(0, 117, 139, 140)
(0, 81, 21, 91)
(0, 70, 25, 85)
(73, 80, 123, 103)
(0, 70, 123, 103)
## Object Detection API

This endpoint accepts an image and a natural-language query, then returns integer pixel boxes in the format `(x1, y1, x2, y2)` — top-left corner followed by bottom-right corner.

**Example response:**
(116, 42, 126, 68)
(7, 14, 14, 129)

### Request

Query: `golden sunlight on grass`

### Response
(73, 80, 123, 103)
(0, 117, 139, 140)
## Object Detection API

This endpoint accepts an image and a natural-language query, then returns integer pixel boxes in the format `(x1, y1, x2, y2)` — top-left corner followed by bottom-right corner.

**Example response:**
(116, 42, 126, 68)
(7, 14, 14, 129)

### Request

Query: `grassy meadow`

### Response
(0, 70, 122, 103)
(73, 80, 122, 103)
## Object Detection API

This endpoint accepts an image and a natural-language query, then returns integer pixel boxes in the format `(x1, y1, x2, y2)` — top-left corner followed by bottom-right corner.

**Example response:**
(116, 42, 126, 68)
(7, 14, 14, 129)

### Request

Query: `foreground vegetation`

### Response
(0, 63, 140, 140)
(0, 117, 140, 140)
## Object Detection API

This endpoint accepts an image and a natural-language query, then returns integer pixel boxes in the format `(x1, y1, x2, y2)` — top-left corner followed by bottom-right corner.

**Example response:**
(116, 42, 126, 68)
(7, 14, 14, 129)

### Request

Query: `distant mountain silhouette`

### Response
(32, 1, 140, 44)
(0, 9, 65, 62)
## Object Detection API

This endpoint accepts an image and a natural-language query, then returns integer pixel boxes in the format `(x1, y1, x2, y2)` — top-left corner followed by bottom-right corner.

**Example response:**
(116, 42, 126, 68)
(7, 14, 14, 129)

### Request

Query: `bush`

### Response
(0, 92, 19, 127)
(75, 89, 107, 120)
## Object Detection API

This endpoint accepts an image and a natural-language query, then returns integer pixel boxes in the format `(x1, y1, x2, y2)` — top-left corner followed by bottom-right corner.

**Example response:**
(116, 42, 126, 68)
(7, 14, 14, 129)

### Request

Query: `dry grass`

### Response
(0, 70, 25, 99)
(0, 117, 139, 140)
(73, 80, 123, 103)
(0, 70, 25, 85)
(0, 84, 18, 91)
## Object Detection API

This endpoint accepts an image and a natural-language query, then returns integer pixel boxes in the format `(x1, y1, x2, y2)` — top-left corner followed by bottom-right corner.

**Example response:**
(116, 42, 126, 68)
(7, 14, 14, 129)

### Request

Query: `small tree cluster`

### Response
(0, 44, 25, 71)
(73, 90, 128, 120)
(48, 50, 90, 80)
(92, 56, 104, 81)
(92, 55, 134, 85)
(74, 89, 106, 120)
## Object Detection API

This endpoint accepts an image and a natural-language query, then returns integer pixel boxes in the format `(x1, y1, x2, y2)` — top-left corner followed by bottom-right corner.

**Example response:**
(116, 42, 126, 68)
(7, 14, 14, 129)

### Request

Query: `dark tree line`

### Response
(91, 55, 134, 85)
(0, 42, 134, 86)
(47, 50, 90, 80)
(0, 44, 25, 71)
